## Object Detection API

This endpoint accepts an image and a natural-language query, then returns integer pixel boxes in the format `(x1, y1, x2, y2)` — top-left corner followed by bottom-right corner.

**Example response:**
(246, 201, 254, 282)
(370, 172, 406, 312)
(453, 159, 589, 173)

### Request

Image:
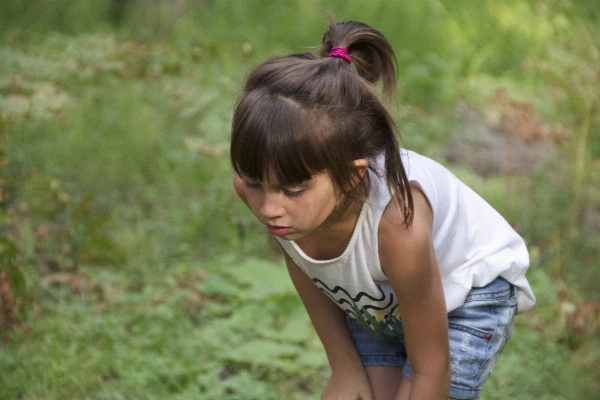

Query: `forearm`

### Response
(315, 302, 364, 370)
(401, 306, 451, 400)
(285, 254, 373, 399)
(404, 368, 451, 400)
(303, 295, 377, 400)
(285, 254, 363, 369)
(400, 299, 451, 396)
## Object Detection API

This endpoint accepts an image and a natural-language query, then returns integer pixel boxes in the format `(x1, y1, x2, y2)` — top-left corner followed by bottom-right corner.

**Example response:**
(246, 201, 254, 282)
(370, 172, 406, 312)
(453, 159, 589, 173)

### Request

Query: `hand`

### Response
(321, 366, 373, 400)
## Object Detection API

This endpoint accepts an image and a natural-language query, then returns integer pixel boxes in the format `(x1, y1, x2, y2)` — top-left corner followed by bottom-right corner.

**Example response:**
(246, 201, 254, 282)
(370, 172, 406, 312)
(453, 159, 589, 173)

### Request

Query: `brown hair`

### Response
(230, 18, 414, 225)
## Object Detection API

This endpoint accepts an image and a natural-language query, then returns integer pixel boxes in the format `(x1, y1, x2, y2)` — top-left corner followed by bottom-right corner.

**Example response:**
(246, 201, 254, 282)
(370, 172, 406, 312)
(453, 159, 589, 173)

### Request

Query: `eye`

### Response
(282, 188, 304, 198)
(244, 181, 262, 190)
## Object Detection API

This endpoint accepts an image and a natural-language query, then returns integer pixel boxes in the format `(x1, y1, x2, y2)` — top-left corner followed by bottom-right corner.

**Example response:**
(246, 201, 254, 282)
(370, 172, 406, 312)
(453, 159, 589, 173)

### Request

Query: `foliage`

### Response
(0, 257, 327, 399)
(0, 0, 599, 399)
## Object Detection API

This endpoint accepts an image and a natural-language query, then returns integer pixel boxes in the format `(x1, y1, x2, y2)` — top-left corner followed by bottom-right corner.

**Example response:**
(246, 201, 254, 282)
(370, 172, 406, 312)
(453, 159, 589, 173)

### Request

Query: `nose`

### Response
(260, 191, 285, 219)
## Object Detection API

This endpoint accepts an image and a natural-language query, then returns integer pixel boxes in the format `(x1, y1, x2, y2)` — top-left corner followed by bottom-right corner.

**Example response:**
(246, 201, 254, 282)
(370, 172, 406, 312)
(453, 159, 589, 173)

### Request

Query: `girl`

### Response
(230, 19, 535, 400)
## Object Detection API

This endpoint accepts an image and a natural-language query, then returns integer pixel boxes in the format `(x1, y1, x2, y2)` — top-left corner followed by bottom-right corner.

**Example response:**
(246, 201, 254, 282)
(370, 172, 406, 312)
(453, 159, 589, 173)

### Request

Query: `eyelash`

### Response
(244, 181, 262, 190)
(244, 182, 304, 198)
(283, 189, 304, 198)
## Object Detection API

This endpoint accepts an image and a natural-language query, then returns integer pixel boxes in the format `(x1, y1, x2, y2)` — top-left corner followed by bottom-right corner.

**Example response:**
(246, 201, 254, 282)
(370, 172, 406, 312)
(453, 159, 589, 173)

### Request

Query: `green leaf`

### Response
(228, 258, 295, 300)
(223, 339, 303, 366)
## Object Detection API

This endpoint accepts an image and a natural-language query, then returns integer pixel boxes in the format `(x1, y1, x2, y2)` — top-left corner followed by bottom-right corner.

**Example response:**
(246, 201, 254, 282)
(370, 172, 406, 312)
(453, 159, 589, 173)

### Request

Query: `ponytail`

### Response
(319, 19, 397, 97)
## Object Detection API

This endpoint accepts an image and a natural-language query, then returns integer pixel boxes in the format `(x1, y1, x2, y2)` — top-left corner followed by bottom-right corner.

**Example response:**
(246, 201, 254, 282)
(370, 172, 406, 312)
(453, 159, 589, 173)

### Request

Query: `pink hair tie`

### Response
(329, 46, 352, 63)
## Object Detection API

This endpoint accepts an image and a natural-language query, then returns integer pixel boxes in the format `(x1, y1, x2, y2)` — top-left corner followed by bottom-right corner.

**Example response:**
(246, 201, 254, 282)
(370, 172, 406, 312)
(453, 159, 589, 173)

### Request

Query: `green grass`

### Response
(1, 1, 599, 398)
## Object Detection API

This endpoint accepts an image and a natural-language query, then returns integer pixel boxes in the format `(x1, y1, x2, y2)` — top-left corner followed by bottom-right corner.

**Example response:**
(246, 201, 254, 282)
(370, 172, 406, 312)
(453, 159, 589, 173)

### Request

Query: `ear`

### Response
(347, 159, 369, 190)
(353, 159, 369, 178)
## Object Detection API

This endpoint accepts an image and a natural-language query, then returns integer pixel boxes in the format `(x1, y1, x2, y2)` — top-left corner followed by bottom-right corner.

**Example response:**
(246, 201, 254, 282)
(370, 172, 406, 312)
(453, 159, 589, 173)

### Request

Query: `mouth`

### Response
(266, 224, 292, 237)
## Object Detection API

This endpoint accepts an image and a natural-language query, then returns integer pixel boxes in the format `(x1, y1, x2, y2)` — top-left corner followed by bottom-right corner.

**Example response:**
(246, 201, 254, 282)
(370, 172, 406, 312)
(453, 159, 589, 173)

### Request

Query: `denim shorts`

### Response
(347, 276, 517, 400)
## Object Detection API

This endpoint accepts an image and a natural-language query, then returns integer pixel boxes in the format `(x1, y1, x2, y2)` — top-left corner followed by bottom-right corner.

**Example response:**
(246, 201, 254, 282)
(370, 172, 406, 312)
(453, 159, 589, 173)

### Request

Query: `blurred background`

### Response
(0, 1, 599, 398)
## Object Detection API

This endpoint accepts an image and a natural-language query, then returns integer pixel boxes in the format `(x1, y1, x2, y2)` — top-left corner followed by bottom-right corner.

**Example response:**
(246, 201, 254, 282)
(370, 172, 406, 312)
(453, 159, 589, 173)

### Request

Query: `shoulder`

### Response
(378, 183, 435, 278)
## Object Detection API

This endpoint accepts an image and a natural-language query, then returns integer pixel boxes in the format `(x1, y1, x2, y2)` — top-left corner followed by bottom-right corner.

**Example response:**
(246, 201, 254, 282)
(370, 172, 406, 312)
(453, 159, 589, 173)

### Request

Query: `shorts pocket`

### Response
(449, 322, 493, 341)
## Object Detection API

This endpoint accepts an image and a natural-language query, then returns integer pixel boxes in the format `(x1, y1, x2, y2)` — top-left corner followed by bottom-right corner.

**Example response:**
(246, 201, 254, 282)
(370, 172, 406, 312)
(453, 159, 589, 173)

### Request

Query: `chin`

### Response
(280, 231, 305, 241)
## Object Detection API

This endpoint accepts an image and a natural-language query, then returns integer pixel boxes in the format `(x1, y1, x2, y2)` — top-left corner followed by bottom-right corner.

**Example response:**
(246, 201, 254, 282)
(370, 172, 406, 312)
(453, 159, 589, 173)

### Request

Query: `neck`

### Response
(295, 199, 364, 260)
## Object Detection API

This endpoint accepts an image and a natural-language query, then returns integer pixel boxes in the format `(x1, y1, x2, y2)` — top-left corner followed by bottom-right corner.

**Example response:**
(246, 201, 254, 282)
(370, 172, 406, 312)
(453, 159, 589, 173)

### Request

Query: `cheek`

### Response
(233, 174, 246, 198)
(244, 192, 264, 214)
(297, 195, 337, 219)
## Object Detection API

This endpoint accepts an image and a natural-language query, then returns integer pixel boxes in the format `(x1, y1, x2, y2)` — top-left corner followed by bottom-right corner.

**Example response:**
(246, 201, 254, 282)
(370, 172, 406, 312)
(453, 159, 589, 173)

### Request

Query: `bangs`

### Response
(231, 90, 331, 185)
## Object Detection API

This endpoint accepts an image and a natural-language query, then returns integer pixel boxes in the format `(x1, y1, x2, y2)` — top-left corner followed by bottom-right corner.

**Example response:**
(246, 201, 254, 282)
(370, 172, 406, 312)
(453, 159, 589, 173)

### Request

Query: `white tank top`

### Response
(276, 149, 535, 338)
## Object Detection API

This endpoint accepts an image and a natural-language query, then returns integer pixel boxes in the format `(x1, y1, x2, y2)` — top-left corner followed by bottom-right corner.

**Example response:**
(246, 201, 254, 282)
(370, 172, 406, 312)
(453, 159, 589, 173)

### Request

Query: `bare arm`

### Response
(379, 186, 451, 400)
(283, 251, 374, 400)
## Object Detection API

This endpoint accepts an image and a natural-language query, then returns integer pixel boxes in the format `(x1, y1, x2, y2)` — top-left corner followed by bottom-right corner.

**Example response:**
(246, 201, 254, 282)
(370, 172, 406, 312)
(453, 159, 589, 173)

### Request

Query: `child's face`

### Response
(234, 171, 340, 241)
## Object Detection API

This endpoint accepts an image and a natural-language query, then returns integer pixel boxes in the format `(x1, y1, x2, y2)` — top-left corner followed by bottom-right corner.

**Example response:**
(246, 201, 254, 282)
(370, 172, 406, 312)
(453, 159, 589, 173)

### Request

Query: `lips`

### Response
(267, 224, 292, 236)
